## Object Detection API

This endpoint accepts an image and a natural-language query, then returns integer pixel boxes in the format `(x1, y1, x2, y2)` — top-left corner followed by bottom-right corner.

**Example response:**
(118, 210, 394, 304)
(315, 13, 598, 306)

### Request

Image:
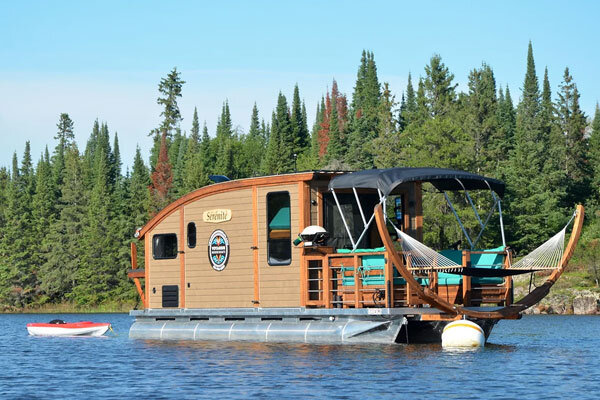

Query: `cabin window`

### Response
(267, 191, 291, 266)
(152, 233, 178, 259)
(187, 222, 197, 248)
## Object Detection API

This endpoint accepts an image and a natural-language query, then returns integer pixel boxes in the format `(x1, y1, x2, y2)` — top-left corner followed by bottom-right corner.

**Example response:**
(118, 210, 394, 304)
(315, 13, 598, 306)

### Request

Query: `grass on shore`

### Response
(2, 300, 140, 314)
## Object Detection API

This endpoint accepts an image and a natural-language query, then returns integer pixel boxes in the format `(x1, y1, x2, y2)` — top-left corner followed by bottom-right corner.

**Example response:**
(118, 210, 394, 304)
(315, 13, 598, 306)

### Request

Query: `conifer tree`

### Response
(372, 83, 400, 168)
(557, 67, 590, 202)
(52, 113, 75, 190)
(149, 133, 173, 215)
(465, 63, 499, 174)
(157, 67, 185, 138)
(589, 104, 600, 203)
(496, 86, 516, 155)
(291, 84, 309, 156)
(424, 54, 457, 118)
(346, 50, 381, 169)
(130, 146, 151, 223)
(39, 144, 86, 303)
(505, 42, 562, 251)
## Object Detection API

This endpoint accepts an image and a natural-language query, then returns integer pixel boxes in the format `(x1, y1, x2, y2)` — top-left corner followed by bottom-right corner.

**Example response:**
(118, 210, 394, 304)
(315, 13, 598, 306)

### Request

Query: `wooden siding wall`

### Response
(184, 189, 255, 308)
(147, 210, 181, 308)
(257, 184, 301, 307)
(310, 181, 329, 226)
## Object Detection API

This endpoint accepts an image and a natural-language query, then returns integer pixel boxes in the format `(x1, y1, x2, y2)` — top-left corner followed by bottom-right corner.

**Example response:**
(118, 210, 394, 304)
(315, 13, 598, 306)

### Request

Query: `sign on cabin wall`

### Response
(203, 209, 232, 223)
(208, 230, 230, 271)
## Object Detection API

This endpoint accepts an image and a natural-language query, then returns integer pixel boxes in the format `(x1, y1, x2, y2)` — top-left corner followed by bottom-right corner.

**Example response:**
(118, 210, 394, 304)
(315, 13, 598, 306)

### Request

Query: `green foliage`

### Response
(2, 45, 600, 309)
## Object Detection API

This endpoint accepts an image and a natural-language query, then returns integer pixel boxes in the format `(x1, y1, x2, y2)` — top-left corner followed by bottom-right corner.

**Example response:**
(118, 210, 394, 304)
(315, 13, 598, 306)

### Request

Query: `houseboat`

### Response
(128, 168, 583, 344)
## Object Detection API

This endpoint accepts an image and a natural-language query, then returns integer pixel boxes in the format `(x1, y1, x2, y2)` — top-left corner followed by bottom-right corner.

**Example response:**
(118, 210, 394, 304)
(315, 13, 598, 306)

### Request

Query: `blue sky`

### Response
(1, 1, 599, 169)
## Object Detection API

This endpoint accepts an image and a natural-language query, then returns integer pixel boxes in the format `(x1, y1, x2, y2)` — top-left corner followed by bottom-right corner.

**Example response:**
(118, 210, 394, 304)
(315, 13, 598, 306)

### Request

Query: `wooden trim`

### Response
(179, 205, 185, 308)
(323, 255, 331, 308)
(145, 234, 150, 308)
(317, 189, 324, 227)
(375, 203, 458, 315)
(128, 269, 145, 278)
(415, 182, 423, 241)
(130, 242, 137, 270)
(133, 278, 146, 307)
(462, 250, 471, 306)
(252, 186, 259, 305)
(353, 255, 362, 308)
(138, 172, 318, 239)
(384, 251, 394, 307)
(376, 203, 586, 320)
(298, 182, 308, 306)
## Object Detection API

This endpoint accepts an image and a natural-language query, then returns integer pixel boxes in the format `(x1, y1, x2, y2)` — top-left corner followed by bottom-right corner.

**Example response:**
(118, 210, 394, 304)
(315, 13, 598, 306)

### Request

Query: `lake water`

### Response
(1, 313, 598, 399)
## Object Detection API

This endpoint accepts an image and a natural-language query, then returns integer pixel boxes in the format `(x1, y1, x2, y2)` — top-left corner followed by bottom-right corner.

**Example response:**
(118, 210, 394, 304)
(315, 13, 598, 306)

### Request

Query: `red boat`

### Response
(27, 320, 111, 337)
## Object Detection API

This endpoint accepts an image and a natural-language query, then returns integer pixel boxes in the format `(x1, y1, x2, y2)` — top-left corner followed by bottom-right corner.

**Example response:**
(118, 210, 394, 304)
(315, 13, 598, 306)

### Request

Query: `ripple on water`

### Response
(0, 314, 599, 399)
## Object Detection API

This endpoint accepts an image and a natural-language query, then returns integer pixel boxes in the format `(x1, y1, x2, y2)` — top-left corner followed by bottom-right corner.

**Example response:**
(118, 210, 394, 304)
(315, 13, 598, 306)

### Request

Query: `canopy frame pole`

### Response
(352, 187, 367, 227)
(443, 191, 474, 249)
(493, 192, 506, 248)
(352, 190, 385, 251)
(473, 196, 499, 248)
(455, 178, 484, 230)
(353, 213, 376, 251)
(331, 188, 356, 249)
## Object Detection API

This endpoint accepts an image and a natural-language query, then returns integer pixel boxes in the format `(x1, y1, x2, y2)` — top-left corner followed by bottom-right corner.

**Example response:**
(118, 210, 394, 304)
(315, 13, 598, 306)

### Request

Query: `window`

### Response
(152, 233, 178, 259)
(267, 192, 291, 265)
(187, 222, 197, 248)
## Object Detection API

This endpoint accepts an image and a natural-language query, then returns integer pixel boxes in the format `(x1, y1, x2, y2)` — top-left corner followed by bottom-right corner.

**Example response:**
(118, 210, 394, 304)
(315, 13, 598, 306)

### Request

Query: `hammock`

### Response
(390, 211, 576, 277)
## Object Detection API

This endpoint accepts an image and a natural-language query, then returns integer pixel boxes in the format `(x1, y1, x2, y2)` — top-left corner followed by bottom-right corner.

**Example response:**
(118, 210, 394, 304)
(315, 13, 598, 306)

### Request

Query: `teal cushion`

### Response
(269, 207, 290, 230)
(336, 247, 386, 254)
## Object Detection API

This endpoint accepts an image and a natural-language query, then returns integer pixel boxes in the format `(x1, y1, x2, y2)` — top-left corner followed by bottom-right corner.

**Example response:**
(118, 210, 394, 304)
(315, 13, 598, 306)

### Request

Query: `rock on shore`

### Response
(521, 290, 600, 315)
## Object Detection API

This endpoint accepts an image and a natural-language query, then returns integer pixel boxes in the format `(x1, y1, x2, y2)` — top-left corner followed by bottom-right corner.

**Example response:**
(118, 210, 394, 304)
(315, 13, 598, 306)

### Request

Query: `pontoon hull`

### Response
(129, 308, 496, 345)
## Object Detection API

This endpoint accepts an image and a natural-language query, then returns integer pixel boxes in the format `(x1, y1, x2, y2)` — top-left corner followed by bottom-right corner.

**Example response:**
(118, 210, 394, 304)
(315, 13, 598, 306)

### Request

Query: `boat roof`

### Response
(328, 167, 505, 197)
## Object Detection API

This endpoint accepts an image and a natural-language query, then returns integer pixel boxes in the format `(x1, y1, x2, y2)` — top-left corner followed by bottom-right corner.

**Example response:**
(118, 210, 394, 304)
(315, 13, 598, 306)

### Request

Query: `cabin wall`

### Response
(184, 189, 255, 308)
(147, 210, 181, 308)
(257, 184, 302, 307)
(144, 181, 308, 309)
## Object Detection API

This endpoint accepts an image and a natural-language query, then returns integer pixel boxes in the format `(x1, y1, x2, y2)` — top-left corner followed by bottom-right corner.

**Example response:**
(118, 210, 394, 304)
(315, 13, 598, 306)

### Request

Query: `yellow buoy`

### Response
(441, 320, 485, 348)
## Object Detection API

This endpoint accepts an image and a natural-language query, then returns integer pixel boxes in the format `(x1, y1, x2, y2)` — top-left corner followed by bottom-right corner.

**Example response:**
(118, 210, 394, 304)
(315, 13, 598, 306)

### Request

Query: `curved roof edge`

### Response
(328, 167, 505, 197)
(137, 172, 320, 239)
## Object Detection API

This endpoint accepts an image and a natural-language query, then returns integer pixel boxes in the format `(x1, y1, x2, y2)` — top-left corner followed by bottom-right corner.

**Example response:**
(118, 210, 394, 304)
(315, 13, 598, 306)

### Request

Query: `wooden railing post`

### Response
(323, 255, 332, 308)
(353, 254, 362, 308)
(462, 250, 471, 306)
(385, 252, 394, 307)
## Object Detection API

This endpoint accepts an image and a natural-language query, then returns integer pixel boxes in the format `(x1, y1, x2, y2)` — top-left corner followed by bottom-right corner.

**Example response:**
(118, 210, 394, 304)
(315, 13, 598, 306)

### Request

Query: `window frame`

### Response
(187, 222, 197, 248)
(266, 191, 292, 266)
(152, 233, 178, 260)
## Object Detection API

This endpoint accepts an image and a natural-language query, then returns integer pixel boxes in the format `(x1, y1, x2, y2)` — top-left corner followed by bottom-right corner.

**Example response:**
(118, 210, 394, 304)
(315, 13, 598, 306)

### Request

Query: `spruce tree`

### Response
(465, 63, 499, 174)
(557, 67, 590, 202)
(52, 113, 75, 190)
(149, 133, 173, 215)
(291, 84, 309, 156)
(157, 67, 185, 138)
(424, 54, 457, 118)
(589, 104, 600, 204)
(372, 82, 400, 168)
(40, 144, 86, 303)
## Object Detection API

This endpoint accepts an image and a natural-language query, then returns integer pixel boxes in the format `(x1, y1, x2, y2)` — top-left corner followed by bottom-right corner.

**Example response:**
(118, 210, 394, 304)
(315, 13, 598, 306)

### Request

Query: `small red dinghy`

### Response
(27, 320, 111, 337)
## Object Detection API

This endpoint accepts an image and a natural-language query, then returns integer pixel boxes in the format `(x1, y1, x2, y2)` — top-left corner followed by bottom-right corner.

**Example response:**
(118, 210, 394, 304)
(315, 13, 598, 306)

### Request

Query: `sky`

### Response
(1, 1, 599, 170)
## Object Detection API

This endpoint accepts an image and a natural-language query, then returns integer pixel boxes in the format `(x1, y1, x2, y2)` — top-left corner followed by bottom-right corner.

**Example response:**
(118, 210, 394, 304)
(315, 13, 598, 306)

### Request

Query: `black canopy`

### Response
(328, 167, 505, 197)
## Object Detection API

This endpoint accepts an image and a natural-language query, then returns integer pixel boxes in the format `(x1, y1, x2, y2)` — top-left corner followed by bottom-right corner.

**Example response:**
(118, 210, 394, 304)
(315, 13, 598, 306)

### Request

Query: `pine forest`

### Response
(2, 44, 600, 310)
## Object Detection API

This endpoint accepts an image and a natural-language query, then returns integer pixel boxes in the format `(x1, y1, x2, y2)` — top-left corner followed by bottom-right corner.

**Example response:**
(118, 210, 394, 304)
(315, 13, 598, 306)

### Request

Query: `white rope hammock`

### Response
(509, 226, 566, 270)
(389, 211, 575, 272)
(391, 225, 462, 271)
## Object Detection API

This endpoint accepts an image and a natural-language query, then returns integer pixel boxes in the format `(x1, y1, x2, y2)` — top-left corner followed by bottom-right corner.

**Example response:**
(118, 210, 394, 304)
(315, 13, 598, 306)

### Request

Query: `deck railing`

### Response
(303, 248, 511, 309)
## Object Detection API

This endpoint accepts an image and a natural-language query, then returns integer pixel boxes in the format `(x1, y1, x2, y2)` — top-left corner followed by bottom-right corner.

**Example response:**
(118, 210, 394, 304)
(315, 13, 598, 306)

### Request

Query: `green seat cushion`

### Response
(471, 246, 505, 284)
(268, 207, 290, 230)
(438, 247, 506, 285)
